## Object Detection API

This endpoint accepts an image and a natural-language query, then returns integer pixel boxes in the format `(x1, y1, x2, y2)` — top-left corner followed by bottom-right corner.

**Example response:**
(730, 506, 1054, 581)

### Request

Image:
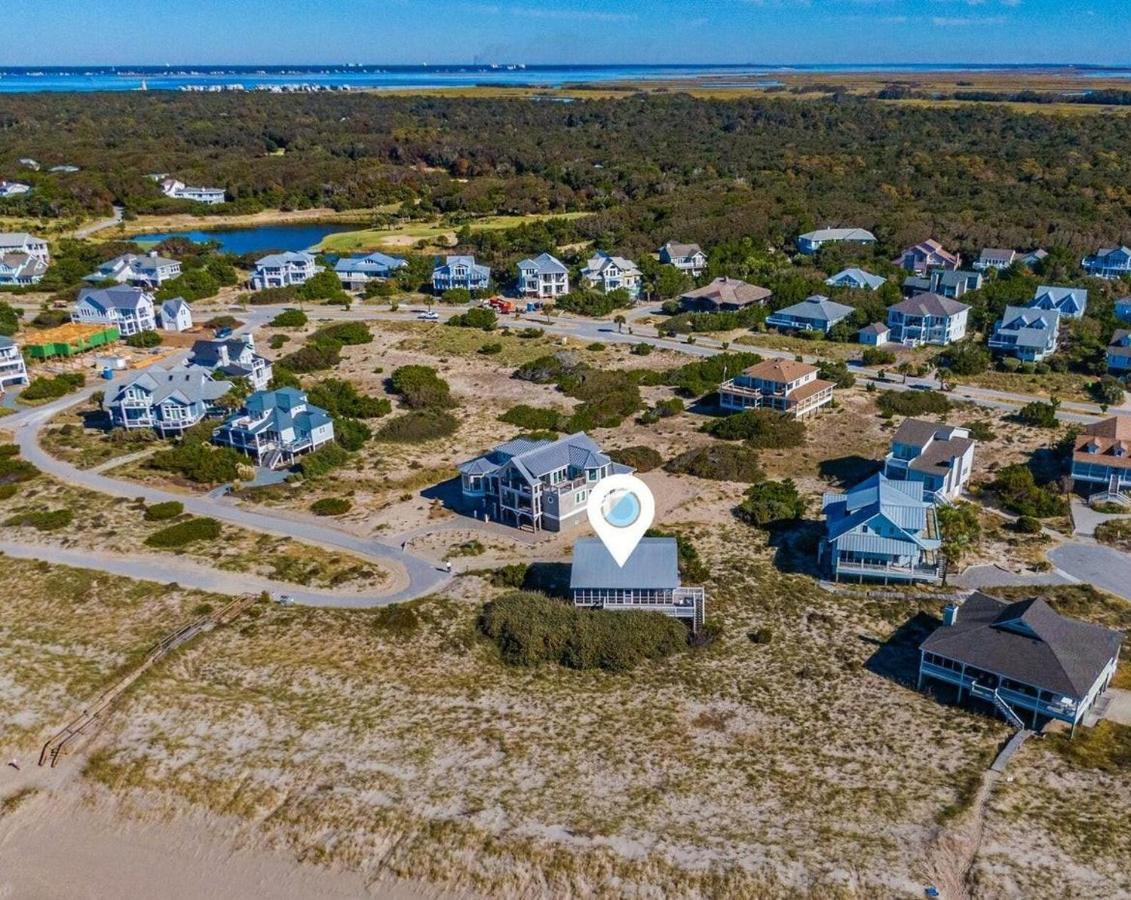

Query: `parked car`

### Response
(417, 310, 439, 321)
(214, 326, 233, 338)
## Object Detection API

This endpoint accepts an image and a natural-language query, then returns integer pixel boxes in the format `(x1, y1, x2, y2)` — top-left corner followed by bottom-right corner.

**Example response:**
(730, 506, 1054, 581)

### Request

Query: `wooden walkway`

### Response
(38, 594, 257, 768)
(990, 728, 1034, 774)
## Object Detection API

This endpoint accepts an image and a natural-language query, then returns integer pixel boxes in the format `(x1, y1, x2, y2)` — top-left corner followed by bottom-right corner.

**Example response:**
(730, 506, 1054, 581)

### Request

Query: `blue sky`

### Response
(1, 0, 1126, 66)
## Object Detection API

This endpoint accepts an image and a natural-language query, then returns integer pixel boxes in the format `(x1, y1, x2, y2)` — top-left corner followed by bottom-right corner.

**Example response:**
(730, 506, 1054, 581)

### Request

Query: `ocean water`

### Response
(0, 63, 1122, 94)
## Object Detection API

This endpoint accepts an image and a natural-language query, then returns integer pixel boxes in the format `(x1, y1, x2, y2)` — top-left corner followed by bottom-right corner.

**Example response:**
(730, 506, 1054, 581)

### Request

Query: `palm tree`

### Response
(614, 314, 626, 333)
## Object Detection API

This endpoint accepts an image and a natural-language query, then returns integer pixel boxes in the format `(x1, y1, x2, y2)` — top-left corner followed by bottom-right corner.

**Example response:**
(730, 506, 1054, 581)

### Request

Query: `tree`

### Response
(299, 270, 348, 304)
(736, 479, 805, 527)
(1090, 376, 1125, 408)
(937, 341, 990, 376)
(1013, 398, 1060, 428)
(614, 314, 626, 333)
(0, 300, 20, 337)
(937, 501, 982, 578)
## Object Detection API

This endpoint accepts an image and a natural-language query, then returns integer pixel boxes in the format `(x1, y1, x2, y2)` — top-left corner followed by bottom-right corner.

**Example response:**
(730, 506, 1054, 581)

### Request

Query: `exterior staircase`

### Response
(1090, 474, 1131, 508)
(260, 447, 284, 470)
(970, 682, 1026, 730)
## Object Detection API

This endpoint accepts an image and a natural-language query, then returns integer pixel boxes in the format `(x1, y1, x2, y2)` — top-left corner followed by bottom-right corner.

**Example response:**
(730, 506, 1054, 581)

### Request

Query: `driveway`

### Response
(952, 564, 1076, 592)
(1047, 543, 1131, 601)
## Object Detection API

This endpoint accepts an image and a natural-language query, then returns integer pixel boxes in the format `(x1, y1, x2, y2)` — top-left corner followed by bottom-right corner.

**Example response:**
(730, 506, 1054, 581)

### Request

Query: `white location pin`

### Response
(586, 473, 656, 567)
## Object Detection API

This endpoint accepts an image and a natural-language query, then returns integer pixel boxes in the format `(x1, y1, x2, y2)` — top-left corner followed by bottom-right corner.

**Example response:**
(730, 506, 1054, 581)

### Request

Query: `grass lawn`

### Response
(951, 369, 1095, 403)
(317, 212, 591, 253)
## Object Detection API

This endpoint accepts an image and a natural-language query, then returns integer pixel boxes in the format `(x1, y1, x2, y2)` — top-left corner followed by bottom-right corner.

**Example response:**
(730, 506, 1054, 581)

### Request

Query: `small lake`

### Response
(131, 222, 356, 255)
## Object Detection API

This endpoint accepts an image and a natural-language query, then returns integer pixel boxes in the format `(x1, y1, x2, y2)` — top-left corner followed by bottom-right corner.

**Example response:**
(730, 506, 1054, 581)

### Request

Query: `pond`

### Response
(131, 222, 357, 255)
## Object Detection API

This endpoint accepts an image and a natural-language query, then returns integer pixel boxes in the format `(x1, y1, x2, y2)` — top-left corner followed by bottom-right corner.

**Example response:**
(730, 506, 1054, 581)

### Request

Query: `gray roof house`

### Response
(85, 252, 182, 287)
(213, 387, 334, 469)
(0, 335, 28, 388)
(658, 241, 707, 276)
(826, 267, 886, 291)
(988, 306, 1061, 362)
(72, 286, 157, 336)
(820, 473, 943, 583)
(858, 322, 891, 345)
(432, 255, 491, 293)
(797, 227, 876, 254)
(159, 297, 193, 333)
(457, 432, 631, 532)
(974, 248, 1017, 271)
(334, 251, 406, 290)
(1108, 329, 1131, 374)
(189, 333, 273, 390)
(105, 365, 232, 435)
(883, 419, 975, 502)
(0, 232, 49, 264)
(766, 294, 854, 334)
(250, 252, 322, 290)
(570, 537, 706, 631)
(886, 293, 970, 346)
(1029, 285, 1088, 319)
(1083, 246, 1131, 279)
(919, 592, 1122, 734)
(903, 268, 982, 299)
(680, 276, 771, 312)
(0, 252, 46, 286)
(580, 252, 642, 298)
(517, 252, 569, 300)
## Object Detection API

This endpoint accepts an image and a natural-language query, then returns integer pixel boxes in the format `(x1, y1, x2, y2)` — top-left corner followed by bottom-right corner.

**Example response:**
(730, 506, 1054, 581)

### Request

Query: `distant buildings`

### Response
(580, 251, 642, 298)
(884, 419, 975, 503)
(826, 267, 885, 291)
(72, 286, 157, 336)
(1071, 416, 1131, 498)
(974, 248, 1016, 271)
(151, 175, 226, 205)
(895, 239, 960, 274)
(190, 333, 273, 391)
(86, 252, 182, 287)
(658, 241, 707, 277)
(250, 252, 322, 290)
(457, 432, 629, 532)
(0, 181, 31, 198)
(820, 473, 943, 583)
(886, 293, 970, 347)
(765, 294, 853, 334)
(106, 365, 232, 435)
(213, 387, 334, 468)
(1029, 285, 1087, 319)
(570, 537, 706, 632)
(797, 227, 876, 255)
(903, 268, 982, 299)
(1116, 297, 1131, 323)
(919, 592, 1121, 735)
(988, 306, 1060, 362)
(0, 336, 28, 388)
(158, 297, 193, 332)
(431, 255, 491, 293)
(516, 252, 569, 300)
(718, 359, 835, 419)
(1082, 246, 1131, 280)
(1107, 330, 1131, 374)
(334, 251, 406, 291)
(679, 276, 771, 312)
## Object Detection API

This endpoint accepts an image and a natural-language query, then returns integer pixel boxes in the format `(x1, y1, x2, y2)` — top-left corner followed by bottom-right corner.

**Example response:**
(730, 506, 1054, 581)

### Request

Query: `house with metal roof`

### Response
(820, 473, 943, 583)
(516, 252, 569, 301)
(153, 175, 226, 205)
(85, 252, 182, 287)
(0, 232, 49, 264)
(190, 333, 272, 391)
(432, 255, 491, 293)
(1071, 415, 1131, 500)
(1029, 285, 1088, 319)
(902, 268, 982, 300)
(570, 537, 706, 632)
(1083, 245, 1131, 280)
(658, 241, 707, 277)
(919, 592, 1121, 735)
(718, 358, 836, 418)
(679, 276, 771, 312)
(765, 294, 854, 334)
(159, 298, 193, 333)
(0, 336, 28, 389)
(974, 248, 1017, 271)
(0, 252, 46, 286)
(826, 267, 885, 291)
(105, 365, 232, 435)
(213, 387, 334, 469)
(858, 322, 891, 345)
(894, 239, 960, 274)
(1022, 249, 1048, 268)
(886, 293, 970, 346)
(334, 251, 406, 291)
(0, 181, 31, 198)
(580, 251, 642, 298)
(987, 306, 1060, 362)
(797, 227, 876, 254)
(883, 419, 975, 502)
(72, 286, 157, 336)
(457, 432, 630, 532)
(250, 252, 322, 290)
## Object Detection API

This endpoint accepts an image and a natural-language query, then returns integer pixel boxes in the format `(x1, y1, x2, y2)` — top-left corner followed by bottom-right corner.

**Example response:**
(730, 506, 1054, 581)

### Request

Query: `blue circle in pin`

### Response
(602, 489, 641, 528)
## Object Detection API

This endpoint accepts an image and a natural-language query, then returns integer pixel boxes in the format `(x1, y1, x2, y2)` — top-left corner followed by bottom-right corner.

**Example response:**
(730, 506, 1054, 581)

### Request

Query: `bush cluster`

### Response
(661, 352, 763, 397)
(664, 444, 763, 483)
(876, 389, 952, 418)
(608, 445, 664, 472)
(124, 330, 162, 348)
(297, 442, 351, 478)
(375, 408, 459, 443)
(446, 306, 497, 330)
(147, 431, 245, 485)
(245, 285, 301, 305)
(736, 479, 805, 527)
(4, 508, 73, 531)
(311, 496, 352, 516)
(388, 365, 455, 409)
(144, 516, 222, 548)
(270, 308, 308, 328)
(143, 500, 184, 521)
(499, 405, 564, 431)
(990, 464, 1067, 518)
(22, 372, 85, 402)
(705, 409, 806, 448)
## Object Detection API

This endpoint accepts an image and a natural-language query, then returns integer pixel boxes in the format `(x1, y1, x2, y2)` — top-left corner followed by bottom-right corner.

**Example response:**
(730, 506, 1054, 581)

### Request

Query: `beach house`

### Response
(158, 298, 193, 332)
(883, 419, 975, 502)
(334, 251, 406, 291)
(0, 232, 49, 264)
(1083, 246, 1131, 280)
(86, 252, 182, 287)
(213, 387, 335, 469)
(105, 365, 232, 435)
(658, 241, 707, 277)
(190, 333, 273, 390)
(679, 276, 771, 312)
(717, 358, 835, 418)
(1029, 285, 1088, 319)
(895, 239, 960, 274)
(886, 293, 969, 346)
(250, 252, 322, 290)
(0, 336, 28, 388)
(431, 255, 491, 293)
(826, 268, 885, 291)
(580, 252, 642, 298)
(797, 227, 876, 254)
(988, 306, 1060, 362)
(765, 294, 853, 334)
(516, 253, 569, 300)
(72, 286, 157, 336)
(1070, 416, 1131, 499)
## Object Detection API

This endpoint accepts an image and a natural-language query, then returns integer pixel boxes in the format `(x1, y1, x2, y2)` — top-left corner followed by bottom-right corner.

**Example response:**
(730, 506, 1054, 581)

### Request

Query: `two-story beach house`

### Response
(0, 336, 28, 388)
(1071, 416, 1131, 499)
(85, 252, 182, 287)
(718, 359, 835, 418)
(974, 248, 1017, 271)
(886, 293, 969, 346)
(159, 298, 193, 332)
(903, 268, 982, 299)
(679, 276, 771, 313)
(190, 334, 273, 391)
(1107, 330, 1131, 374)
(826, 268, 885, 291)
(580, 252, 642, 298)
(987, 306, 1061, 362)
(570, 537, 706, 633)
(765, 294, 854, 334)
(250, 252, 322, 290)
(0, 251, 46, 286)
(919, 592, 1121, 735)
(457, 432, 630, 533)
(1083, 246, 1131, 280)
(658, 241, 707, 277)
(797, 227, 876, 255)
(820, 473, 943, 583)
(431, 255, 491, 293)
(883, 419, 975, 502)
(153, 176, 226, 205)
(895, 239, 960, 274)
(72, 286, 157, 336)
(105, 365, 232, 435)
(334, 251, 406, 291)
(212, 387, 334, 469)
(1029, 285, 1088, 319)
(516, 253, 569, 301)
(0, 232, 49, 265)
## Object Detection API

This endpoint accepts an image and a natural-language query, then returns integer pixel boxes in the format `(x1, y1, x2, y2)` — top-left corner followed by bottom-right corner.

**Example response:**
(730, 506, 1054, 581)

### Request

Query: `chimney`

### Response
(943, 603, 959, 627)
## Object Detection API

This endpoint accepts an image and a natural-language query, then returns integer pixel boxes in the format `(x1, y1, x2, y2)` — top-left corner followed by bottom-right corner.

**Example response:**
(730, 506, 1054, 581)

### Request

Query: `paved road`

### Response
(1047, 543, 1131, 601)
(73, 205, 124, 239)
(952, 564, 1076, 592)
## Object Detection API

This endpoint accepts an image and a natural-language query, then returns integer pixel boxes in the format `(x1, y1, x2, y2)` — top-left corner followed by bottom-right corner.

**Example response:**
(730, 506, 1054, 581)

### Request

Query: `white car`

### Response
(417, 310, 440, 321)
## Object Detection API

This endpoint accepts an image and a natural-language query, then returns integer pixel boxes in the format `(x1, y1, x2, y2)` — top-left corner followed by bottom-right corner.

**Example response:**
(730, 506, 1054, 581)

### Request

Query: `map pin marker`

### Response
(586, 474, 656, 567)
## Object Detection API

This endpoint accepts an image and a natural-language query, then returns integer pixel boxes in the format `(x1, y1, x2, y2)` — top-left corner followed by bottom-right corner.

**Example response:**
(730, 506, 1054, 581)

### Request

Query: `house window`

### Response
(575, 490, 587, 504)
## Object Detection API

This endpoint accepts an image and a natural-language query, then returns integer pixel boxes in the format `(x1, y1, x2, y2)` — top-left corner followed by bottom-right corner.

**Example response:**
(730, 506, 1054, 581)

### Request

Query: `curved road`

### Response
(73, 205, 125, 239)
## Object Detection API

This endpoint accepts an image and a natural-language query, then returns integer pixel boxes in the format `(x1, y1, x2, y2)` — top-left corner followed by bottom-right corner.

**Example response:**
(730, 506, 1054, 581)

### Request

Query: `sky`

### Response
(1, 0, 1128, 67)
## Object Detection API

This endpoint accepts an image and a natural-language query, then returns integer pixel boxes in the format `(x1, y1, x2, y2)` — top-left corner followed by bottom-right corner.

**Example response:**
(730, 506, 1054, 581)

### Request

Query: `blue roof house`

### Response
(826, 268, 885, 291)
(432, 255, 491, 293)
(820, 473, 943, 583)
(1029, 285, 1088, 319)
(797, 227, 876, 255)
(213, 387, 334, 469)
(1083, 246, 1131, 280)
(988, 306, 1061, 362)
(1116, 297, 1131, 323)
(334, 252, 406, 291)
(766, 294, 854, 334)
(106, 365, 232, 436)
(250, 252, 322, 290)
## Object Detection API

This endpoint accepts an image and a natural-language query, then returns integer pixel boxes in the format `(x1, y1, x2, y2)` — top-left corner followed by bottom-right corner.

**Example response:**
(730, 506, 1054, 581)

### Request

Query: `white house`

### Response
(658, 241, 707, 277)
(250, 252, 322, 290)
(580, 252, 642, 298)
(0, 181, 31, 198)
(0, 252, 46, 286)
(152, 175, 226, 205)
(190, 333, 272, 391)
(765, 294, 854, 334)
(988, 306, 1061, 362)
(886, 293, 969, 346)
(0, 336, 28, 388)
(159, 297, 193, 332)
(86, 252, 182, 287)
(334, 251, 406, 291)
(974, 248, 1017, 271)
(105, 365, 232, 435)
(72, 286, 157, 336)
(718, 359, 835, 419)
(1029, 285, 1088, 319)
(431, 255, 491, 293)
(517, 252, 569, 301)
(858, 322, 891, 345)
(797, 227, 876, 254)
(213, 387, 335, 469)
(884, 419, 975, 503)
(826, 268, 885, 291)
(0, 232, 49, 265)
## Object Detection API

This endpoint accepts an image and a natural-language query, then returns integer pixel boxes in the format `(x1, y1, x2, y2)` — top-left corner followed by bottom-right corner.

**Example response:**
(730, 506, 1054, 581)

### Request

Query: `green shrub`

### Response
(21, 372, 85, 401)
(5, 508, 73, 531)
(608, 445, 664, 472)
(499, 405, 564, 431)
(204, 315, 240, 330)
(388, 365, 454, 409)
(478, 342, 503, 355)
(375, 409, 459, 443)
(664, 444, 763, 483)
(297, 442, 351, 478)
(333, 417, 371, 451)
(441, 287, 472, 304)
(630, 342, 653, 356)
(447, 306, 497, 330)
(645, 528, 710, 582)
(311, 321, 372, 345)
(736, 479, 805, 527)
(1013, 398, 1060, 428)
(270, 308, 308, 328)
(514, 353, 573, 384)
(861, 347, 897, 366)
(245, 285, 301, 305)
(490, 563, 529, 588)
(307, 378, 391, 418)
(556, 288, 631, 318)
(0, 299, 21, 337)
(990, 464, 1067, 518)
(937, 341, 991, 376)
(876, 389, 952, 417)
(311, 497, 352, 516)
(144, 516, 222, 548)
(268, 334, 290, 349)
(278, 340, 341, 373)
(479, 591, 688, 672)
(143, 501, 184, 521)
(148, 439, 243, 484)
(298, 270, 348, 304)
(705, 409, 806, 448)
(0, 453, 38, 485)
(1015, 515, 1043, 534)
(639, 397, 684, 424)
(1091, 377, 1126, 407)
(125, 330, 162, 348)
(662, 352, 763, 396)
(371, 603, 420, 639)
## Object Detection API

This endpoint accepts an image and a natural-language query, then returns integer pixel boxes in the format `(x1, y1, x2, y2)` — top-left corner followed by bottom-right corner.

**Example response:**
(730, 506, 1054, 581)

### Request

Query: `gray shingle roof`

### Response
(659, 241, 703, 259)
(569, 537, 680, 591)
(108, 364, 231, 408)
(828, 268, 885, 290)
(256, 251, 315, 268)
(1030, 285, 1088, 315)
(772, 294, 854, 324)
(890, 293, 969, 318)
(77, 285, 153, 312)
(800, 227, 876, 243)
(993, 306, 1060, 349)
(823, 473, 932, 541)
